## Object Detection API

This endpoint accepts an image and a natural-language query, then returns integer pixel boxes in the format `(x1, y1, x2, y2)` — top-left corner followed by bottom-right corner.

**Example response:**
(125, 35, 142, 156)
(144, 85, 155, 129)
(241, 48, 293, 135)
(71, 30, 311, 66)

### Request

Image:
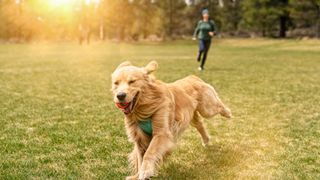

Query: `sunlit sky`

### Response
(48, 0, 100, 7)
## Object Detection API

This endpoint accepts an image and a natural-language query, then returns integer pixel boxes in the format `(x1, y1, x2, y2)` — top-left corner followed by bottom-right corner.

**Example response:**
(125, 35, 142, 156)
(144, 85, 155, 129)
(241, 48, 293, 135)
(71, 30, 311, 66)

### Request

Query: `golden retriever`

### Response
(111, 61, 231, 180)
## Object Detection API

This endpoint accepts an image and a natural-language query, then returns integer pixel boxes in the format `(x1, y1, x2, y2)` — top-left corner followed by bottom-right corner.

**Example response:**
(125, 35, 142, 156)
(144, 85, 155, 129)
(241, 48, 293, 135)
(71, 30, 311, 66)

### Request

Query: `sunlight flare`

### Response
(49, 0, 75, 7)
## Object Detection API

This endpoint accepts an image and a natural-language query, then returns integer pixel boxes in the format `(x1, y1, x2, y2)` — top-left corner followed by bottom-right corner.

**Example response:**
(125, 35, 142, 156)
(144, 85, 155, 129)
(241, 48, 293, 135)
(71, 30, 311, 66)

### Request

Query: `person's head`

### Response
(202, 9, 209, 20)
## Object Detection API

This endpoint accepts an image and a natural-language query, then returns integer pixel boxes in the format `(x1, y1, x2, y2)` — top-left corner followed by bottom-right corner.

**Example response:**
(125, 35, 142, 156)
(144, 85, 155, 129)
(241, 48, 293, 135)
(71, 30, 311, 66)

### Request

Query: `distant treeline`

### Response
(0, 0, 319, 42)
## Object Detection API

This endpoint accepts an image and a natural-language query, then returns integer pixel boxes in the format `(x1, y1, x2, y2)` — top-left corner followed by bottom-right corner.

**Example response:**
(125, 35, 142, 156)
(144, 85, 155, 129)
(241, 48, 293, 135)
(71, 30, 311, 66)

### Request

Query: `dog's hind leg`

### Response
(198, 84, 232, 119)
(191, 112, 210, 146)
(219, 105, 232, 118)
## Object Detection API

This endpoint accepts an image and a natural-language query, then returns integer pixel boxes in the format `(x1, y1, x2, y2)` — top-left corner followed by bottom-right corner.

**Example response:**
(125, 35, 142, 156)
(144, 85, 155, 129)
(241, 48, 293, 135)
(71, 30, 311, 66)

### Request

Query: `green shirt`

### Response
(193, 20, 217, 40)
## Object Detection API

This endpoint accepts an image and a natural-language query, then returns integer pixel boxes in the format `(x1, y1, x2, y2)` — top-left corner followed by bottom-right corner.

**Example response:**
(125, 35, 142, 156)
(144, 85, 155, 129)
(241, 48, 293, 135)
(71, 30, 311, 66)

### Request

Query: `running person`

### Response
(193, 9, 217, 71)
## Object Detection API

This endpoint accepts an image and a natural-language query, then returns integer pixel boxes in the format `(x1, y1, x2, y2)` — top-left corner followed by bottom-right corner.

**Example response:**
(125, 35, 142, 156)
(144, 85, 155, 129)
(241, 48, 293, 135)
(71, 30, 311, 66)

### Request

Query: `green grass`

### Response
(0, 39, 319, 179)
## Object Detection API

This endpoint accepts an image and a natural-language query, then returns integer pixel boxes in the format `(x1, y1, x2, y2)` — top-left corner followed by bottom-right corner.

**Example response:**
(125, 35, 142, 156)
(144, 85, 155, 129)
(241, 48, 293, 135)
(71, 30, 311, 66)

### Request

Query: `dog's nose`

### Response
(117, 92, 127, 101)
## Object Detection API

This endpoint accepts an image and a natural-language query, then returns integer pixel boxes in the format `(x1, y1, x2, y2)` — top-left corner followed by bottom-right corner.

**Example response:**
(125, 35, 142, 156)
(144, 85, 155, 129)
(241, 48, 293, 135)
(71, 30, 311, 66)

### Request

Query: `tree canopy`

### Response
(0, 0, 319, 41)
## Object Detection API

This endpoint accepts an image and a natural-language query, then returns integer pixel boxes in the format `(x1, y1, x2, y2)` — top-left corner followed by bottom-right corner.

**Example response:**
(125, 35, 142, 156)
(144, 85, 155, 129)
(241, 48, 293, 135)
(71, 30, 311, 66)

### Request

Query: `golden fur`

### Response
(111, 61, 232, 180)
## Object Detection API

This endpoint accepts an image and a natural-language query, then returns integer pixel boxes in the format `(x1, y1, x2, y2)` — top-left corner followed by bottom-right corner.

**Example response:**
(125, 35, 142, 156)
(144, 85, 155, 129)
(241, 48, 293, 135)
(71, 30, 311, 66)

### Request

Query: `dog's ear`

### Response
(144, 61, 158, 74)
(116, 61, 131, 69)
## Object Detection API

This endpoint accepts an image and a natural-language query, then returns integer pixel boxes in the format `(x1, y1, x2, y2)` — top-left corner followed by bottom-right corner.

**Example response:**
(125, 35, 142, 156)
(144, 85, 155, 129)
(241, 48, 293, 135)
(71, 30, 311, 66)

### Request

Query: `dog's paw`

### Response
(138, 161, 154, 180)
(138, 169, 153, 180)
(202, 136, 211, 147)
(126, 174, 138, 180)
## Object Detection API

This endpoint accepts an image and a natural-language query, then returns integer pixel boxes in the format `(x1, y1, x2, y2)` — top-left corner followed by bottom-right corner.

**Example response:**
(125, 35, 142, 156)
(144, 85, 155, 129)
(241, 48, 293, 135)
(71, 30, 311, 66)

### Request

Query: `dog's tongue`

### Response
(115, 102, 131, 114)
(116, 102, 129, 109)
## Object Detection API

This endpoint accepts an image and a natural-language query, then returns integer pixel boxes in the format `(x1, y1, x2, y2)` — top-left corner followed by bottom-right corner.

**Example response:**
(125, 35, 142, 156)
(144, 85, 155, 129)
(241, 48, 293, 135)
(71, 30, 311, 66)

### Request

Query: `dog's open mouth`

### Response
(115, 93, 139, 114)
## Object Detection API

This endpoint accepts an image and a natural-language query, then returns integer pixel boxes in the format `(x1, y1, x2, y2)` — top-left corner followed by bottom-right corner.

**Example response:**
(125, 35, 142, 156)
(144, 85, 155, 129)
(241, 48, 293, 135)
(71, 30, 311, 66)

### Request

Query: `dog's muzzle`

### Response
(115, 93, 138, 114)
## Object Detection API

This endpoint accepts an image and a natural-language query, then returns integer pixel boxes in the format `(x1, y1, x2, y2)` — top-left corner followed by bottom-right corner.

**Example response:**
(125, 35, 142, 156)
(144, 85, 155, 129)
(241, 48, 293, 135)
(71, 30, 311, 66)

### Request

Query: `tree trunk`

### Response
(168, 0, 173, 37)
(262, 28, 266, 37)
(99, 20, 104, 40)
(262, 22, 266, 37)
(17, 2, 23, 41)
(218, 0, 224, 8)
(279, 15, 287, 38)
(317, 4, 320, 38)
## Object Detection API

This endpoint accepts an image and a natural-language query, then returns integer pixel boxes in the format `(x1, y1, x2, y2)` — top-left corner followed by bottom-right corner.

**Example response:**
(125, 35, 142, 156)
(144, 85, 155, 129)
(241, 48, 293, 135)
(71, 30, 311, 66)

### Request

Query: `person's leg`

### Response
(197, 51, 202, 62)
(197, 40, 205, 62)
(200, 40, 211, 69)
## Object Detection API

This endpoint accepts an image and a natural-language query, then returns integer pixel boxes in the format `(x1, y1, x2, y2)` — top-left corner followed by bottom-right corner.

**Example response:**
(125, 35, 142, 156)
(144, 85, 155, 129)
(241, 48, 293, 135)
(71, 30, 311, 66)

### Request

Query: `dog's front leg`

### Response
(138, 134, 174, 179)
(138, 101, 175, 180)
(127, 144, 143, 180)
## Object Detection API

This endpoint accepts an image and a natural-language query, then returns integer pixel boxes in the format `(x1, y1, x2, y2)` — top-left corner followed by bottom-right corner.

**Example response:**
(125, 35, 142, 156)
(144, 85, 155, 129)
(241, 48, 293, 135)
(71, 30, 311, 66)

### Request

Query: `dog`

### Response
(111, 61, 231, 180)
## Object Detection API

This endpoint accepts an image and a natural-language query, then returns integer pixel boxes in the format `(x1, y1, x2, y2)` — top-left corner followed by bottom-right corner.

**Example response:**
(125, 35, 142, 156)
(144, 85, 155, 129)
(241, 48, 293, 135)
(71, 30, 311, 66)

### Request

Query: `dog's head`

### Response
(111, 61, 158, 114)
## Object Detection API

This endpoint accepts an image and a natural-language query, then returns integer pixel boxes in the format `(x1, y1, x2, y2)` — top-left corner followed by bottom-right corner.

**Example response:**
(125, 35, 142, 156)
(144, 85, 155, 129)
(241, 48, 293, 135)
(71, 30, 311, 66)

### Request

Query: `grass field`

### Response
(0, 39, 320, 179)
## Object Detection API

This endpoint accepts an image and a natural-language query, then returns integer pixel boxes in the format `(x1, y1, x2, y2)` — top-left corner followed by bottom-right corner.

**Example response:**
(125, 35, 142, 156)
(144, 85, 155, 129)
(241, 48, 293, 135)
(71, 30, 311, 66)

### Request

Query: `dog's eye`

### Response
(114, 81, 119, 86)
(128, 80, 136, 84)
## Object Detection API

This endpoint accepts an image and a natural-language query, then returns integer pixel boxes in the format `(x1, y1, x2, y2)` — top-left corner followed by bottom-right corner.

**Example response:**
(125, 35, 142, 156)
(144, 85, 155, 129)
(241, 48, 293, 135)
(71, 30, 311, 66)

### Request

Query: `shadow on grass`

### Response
(155, 143, 244, 179)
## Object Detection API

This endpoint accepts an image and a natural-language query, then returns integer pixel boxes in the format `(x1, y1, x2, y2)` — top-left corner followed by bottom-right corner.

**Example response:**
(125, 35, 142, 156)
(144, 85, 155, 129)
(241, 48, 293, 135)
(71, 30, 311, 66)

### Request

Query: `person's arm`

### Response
(210, 20, 217, 35)
(193, 21, 201, 39)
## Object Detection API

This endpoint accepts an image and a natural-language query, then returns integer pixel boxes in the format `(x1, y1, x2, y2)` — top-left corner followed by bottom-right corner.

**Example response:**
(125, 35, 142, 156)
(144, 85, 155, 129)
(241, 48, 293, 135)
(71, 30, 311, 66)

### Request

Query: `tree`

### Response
(290, 0, 320, 38)
(277, 0, 290, 38)
(155, 0, 186, 38)
(242, 0, 291, 38)
(1, 0, 320, 40)
(220, 0, 243, 35)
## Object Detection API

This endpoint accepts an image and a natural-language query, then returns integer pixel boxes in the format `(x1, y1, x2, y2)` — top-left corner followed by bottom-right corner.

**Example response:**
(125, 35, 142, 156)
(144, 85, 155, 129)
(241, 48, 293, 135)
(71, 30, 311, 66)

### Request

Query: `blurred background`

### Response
(0, 0, 319, 43)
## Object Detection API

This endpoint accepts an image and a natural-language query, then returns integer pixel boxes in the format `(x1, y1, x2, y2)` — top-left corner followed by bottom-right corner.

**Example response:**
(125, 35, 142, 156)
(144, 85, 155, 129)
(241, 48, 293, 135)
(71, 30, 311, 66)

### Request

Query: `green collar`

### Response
(138, 118, 152, 136)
